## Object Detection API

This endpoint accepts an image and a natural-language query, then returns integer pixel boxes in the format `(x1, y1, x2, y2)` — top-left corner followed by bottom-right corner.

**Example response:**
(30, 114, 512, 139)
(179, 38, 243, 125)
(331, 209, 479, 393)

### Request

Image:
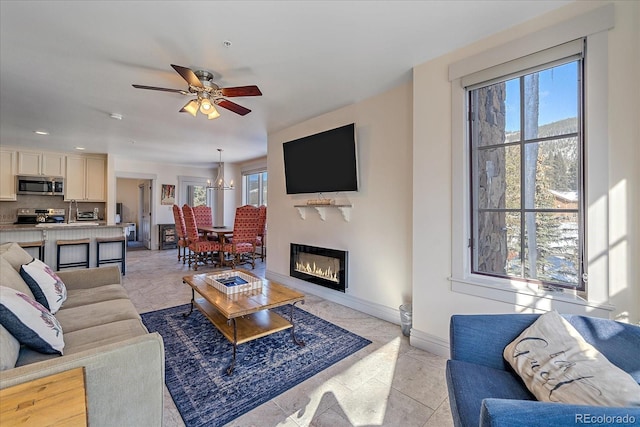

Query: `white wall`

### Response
(266, 82, 413, 322)
(412, 1, 640, 356)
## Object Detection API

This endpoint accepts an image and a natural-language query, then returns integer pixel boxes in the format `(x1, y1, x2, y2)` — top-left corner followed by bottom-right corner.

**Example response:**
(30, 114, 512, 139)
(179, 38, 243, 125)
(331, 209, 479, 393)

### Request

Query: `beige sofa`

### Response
(0, 242, 164, 426)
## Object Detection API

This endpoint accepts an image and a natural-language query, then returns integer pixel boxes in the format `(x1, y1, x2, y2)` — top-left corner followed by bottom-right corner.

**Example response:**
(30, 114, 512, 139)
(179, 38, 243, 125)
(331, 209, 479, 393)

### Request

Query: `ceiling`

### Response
(0, 1, 570, 166)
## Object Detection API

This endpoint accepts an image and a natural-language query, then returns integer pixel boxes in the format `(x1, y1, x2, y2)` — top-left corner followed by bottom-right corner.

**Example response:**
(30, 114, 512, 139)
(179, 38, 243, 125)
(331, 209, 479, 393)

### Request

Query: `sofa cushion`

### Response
(504, 310, 640, 407)
(63, 319, 148, 355)
(0, 256, 35, 300)
(446, 359, 535, 427)
(55, 299, 141, 333)
(0, 286, 64, 355)
(480, 398, 640, 427)
(20, 258, 67, 314)
(63, 284, 130, 309)
(0, 323, 20, 370)
(0, 242, 34, 272)
(15, 319, 148, 366)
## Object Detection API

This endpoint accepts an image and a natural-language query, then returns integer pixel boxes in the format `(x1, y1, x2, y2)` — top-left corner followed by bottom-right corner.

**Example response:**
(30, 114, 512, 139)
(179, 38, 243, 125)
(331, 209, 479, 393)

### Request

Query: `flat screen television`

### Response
(283, 123, 358, 194)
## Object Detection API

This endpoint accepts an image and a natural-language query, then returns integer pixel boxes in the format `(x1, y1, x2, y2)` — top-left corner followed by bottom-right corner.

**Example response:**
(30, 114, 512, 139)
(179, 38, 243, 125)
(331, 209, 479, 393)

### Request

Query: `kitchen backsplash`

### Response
(0, 195, 105, 224)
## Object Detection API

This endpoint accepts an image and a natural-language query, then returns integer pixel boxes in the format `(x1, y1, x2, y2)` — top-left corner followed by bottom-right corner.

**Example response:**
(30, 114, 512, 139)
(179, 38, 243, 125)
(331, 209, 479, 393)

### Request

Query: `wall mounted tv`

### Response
(283, 123, 358, 195)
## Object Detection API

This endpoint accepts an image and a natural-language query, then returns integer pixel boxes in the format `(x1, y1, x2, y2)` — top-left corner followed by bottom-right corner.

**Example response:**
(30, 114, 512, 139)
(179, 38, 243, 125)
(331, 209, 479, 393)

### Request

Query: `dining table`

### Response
(197, 225, 234, 266)
(197, 225, 234, 244)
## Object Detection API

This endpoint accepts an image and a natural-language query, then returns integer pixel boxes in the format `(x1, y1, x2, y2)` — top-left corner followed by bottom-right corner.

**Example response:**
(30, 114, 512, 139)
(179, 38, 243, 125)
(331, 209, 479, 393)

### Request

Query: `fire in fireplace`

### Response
(290, 243, 348, 292)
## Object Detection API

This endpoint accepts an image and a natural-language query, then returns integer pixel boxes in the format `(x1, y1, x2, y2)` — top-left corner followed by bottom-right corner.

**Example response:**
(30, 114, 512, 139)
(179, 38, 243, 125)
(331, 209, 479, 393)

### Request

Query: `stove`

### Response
(15, 208, 66, 224)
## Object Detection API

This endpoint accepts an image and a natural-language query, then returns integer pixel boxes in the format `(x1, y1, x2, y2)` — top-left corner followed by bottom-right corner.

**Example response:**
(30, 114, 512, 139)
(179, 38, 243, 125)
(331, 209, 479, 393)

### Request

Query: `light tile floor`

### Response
(122, 248, 453, 427)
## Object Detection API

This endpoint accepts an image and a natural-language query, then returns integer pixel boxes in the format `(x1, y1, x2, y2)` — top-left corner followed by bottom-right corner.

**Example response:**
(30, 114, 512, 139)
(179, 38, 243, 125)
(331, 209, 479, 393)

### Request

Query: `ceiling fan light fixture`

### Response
(133, 64, 262, 119)
(199, 98, 213, 114)
(182, 99, 200, 117)
(207, 106, 221, 120)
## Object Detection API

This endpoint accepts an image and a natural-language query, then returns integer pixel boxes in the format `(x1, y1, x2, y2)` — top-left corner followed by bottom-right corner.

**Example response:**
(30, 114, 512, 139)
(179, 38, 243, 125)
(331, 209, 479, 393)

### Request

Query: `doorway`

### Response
(115, 176, 154, 250)
(138, 182, 151, 249)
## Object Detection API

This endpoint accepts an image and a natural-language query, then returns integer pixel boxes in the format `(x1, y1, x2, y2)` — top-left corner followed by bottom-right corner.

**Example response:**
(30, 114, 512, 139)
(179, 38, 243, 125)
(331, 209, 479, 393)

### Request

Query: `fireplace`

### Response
(290, 243, 348, 292)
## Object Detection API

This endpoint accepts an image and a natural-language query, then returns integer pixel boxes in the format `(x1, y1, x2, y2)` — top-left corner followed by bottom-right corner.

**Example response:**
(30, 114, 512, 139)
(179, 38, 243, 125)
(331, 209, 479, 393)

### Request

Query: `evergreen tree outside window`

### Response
(468, 59, 584, 291)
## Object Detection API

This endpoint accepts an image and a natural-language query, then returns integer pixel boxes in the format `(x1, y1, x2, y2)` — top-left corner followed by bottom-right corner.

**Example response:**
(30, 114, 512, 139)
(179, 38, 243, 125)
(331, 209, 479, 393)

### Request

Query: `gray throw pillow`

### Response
(504, 310, 640, 407)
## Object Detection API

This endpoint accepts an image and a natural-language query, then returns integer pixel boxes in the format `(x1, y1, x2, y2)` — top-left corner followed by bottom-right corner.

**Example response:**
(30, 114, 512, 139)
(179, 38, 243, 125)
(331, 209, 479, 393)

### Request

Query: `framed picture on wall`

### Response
(161, 184, 175, 205)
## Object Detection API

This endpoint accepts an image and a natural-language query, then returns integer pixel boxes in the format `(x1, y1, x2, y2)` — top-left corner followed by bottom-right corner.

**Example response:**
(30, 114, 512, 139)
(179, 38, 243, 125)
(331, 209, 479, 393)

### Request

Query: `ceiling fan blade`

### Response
(171, 64, 203, 88)
(132, 84, 188, 95)
(221, 85, 262, 97)
(216, 99, 251, 116)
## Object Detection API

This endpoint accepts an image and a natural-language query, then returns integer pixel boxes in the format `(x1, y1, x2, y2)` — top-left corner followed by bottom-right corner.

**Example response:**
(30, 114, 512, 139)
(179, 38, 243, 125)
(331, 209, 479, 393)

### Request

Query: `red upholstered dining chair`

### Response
(182, 204, 220, 270)
(192, 205, 212, 227)
(256, 205, 267, 261)
(223, 205, 260, 269)
(192, 205, 218, 241)
(172, 204, 189, 264)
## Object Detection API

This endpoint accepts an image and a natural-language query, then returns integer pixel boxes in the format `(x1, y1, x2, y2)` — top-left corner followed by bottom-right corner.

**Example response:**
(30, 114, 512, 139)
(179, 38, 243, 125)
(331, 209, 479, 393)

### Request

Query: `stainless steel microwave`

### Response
(16, 175, 64, 196)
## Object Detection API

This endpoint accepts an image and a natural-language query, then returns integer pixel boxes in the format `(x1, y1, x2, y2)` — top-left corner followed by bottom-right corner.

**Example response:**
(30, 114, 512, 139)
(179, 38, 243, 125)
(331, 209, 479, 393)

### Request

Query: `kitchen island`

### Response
(0, 223, 128, 270)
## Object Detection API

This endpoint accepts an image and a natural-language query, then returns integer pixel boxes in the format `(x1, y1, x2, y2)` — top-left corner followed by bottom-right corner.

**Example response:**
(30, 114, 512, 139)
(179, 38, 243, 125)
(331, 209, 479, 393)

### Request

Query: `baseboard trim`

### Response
(266, 270, 401, 325)
(409, 328, 450, 358)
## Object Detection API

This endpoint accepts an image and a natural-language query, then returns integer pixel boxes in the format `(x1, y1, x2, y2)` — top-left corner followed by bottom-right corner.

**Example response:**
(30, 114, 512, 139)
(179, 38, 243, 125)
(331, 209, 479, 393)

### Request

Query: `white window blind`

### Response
(462, 39, 584, 90)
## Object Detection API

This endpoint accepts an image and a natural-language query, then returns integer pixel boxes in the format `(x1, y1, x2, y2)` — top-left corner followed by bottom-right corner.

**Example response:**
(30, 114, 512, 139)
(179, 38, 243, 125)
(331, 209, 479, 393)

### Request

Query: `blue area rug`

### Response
(141, 303, 371, 427)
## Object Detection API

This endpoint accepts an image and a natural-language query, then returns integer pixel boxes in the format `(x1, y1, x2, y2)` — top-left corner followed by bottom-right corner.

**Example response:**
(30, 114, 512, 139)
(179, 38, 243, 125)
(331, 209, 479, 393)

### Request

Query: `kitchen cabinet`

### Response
(17, 151, 65, 177)
(65, 155, 106, 202)
(0, 149, 17, 201)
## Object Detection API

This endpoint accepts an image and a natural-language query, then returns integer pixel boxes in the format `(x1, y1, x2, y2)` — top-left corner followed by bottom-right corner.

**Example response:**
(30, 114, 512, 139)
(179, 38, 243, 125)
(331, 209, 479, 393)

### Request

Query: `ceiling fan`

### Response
(132, 64, 262, 119)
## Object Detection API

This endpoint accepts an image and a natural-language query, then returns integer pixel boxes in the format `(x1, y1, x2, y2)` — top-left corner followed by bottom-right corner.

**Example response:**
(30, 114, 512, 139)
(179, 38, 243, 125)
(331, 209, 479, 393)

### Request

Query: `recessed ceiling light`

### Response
(110, 113, 123, 120)
(75, 146, 86, 150)
(223, 40, 232, 48)
(34, 130, 49, 135)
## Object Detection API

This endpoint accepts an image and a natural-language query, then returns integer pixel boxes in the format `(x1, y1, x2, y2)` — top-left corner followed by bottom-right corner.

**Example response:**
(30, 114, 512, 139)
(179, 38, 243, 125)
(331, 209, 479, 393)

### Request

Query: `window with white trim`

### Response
(449, 5, 614, 311)
(243, 170, 267, 206)
(468, 52, 584, 291)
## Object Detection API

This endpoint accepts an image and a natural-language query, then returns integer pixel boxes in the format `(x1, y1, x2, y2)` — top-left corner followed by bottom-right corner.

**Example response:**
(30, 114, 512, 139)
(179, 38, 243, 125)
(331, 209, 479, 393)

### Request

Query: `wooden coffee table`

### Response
(182, 270, 305, 374)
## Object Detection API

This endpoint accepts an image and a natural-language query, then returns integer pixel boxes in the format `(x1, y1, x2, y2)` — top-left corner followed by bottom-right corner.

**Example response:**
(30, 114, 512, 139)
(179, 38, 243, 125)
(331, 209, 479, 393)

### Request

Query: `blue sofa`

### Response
(445, 314, 640, 427)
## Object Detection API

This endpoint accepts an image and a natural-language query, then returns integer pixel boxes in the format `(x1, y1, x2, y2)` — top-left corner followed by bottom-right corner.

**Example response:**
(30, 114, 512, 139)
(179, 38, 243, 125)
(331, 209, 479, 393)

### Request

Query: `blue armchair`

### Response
(445, 313, 640, 427)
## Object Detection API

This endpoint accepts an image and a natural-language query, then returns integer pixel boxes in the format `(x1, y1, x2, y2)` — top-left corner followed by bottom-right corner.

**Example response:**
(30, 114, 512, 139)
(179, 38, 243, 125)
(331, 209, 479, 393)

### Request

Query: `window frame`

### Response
(177, 175, 215, 208)
(467, 58, 585, 292)
(242, 169, 268, 206)
(448, 5, 615, 315)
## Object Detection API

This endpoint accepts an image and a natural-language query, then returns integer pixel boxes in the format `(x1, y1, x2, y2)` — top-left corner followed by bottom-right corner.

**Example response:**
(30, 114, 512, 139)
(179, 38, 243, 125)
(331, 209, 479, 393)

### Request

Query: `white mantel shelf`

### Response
(294, 204, 352, 222)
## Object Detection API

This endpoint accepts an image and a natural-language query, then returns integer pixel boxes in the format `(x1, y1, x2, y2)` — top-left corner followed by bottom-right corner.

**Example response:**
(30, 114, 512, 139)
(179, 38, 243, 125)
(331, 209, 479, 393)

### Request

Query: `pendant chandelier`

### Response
(208, 149, 234, 190)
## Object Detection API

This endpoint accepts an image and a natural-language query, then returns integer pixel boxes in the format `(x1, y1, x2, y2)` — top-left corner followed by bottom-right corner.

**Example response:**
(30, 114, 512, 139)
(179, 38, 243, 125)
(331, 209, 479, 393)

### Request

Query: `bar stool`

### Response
(56, 239, 90, 270)
(96, 236, 126, 275)
(18, 241, 45, 262)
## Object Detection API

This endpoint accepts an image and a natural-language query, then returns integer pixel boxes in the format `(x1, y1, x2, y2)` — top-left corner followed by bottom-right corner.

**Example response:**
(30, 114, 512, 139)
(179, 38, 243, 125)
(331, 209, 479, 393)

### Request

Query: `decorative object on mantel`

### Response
(207, 149, 234, 190)
(141, 303, 371, 427)
(294, 204, 352, 221)
(306, 198, 335, 205)
(161, 184, 175, 205)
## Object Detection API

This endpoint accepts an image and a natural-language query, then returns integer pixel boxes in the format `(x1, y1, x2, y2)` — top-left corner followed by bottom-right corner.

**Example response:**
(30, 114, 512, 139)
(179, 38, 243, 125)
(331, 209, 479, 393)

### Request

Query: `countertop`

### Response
(0, 222, 127, 231)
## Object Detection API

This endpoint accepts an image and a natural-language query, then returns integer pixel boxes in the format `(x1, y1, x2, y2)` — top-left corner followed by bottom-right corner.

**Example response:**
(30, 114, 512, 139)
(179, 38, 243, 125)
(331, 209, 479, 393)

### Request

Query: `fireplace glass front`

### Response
(290, 243, 348, 292)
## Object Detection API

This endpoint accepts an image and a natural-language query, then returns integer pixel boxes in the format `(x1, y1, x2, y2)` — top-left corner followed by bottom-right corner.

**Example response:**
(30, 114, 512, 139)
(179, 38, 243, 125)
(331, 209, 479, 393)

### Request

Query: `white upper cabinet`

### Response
(0, 149, 17, 200)
(17, 151, 66, 177)
(65, 154, 106, 202)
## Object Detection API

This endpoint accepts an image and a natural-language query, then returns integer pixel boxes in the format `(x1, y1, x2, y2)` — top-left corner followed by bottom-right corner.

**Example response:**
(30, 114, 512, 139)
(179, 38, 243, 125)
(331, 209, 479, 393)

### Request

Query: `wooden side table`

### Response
(0, 367, 87, 426)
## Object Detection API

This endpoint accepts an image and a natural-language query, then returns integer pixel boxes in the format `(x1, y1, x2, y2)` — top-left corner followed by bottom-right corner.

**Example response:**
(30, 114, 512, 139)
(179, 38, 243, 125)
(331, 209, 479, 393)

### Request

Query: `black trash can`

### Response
(399, 303, 412, 337)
